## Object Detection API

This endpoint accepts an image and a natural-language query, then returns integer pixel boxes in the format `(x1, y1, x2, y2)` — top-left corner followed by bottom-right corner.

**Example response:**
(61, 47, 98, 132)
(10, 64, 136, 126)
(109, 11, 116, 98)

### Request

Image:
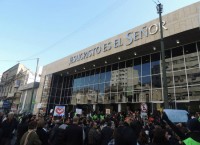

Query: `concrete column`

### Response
(93, 104, 96, 111)
(118, 104, 121, 112)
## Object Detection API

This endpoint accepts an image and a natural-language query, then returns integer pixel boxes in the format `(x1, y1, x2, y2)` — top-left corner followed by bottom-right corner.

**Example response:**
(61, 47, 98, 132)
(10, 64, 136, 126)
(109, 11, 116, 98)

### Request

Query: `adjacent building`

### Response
(34, 2, 200, 115)
(18, 82, 39, 113)
(0, 63, 40, 113)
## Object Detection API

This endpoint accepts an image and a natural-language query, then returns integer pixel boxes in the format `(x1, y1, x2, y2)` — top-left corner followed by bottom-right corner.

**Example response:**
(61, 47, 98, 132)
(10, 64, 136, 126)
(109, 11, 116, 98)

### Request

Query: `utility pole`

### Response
(29, 58, 39, 112)
(156, 3, 169, 109)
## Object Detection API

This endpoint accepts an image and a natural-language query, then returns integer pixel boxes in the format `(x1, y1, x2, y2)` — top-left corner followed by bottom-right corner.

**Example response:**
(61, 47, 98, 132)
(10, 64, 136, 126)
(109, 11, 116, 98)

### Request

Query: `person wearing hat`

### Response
(162, 112, 200, 145)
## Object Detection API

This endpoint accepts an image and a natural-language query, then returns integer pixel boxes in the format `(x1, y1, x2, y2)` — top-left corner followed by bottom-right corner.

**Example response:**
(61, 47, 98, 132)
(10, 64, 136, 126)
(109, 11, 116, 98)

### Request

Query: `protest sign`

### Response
(76, 108, 82, 114)
(163, 109, 188, 123)
(106, 109, 110, 114)
(53, 106, 65, 116)
(141, 103, 148, 112)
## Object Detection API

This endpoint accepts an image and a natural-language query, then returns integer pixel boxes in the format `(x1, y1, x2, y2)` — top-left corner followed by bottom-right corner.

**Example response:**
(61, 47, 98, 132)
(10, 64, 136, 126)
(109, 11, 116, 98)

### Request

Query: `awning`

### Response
(150, 101, 164, 103)
(6, 92, 21, 99)
(18, 82, 39, 91)
(173, 100, 190, 103)
(7, 93, 15, 99)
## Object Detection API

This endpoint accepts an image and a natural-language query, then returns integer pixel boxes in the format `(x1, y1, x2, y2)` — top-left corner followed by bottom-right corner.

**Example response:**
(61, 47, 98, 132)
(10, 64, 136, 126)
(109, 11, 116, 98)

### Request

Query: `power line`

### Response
(17, 58, 39, 62)
(23, 0, 127, 60)
(0, 59, 18, 62)
(0, 58, 38, 62)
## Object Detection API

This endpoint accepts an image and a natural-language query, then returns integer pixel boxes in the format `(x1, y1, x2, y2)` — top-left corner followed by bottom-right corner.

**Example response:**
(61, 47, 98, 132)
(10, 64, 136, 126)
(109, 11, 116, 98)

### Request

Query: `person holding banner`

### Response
(162, 112, 200, 145)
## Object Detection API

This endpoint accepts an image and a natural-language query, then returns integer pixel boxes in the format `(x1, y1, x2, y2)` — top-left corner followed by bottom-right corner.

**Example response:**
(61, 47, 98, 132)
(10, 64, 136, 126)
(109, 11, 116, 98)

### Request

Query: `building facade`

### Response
(34, 2, 200, 114)
(18, 82, 39, 113)
(0, 63, 36, 113)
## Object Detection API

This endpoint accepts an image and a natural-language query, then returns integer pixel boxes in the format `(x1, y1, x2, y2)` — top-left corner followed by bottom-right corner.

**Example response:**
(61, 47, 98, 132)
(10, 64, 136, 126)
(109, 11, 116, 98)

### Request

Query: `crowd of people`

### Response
(0, 110, 200, 145)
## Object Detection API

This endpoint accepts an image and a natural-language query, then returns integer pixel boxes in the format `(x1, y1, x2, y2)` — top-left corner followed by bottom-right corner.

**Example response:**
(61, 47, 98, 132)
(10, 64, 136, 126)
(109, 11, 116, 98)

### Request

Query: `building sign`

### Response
(3, 100, 11, 109)
(53, 106, 65, 116)
(69, 21, 168, 64)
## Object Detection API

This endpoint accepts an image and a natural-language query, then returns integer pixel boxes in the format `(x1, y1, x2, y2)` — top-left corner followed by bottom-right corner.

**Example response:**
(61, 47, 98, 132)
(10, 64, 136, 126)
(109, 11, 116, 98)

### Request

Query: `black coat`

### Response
(50, 127, 66, 145)
(64, 124, 83, 145)
(88, 128, 101, 145)
(36, 127, 49, 145)
(114, 124, 137, 145)
(1, 118, 18, 138)
(15, 122, 28, 145)
(182, 131, 200, 145)
(101, 126, 113, 145)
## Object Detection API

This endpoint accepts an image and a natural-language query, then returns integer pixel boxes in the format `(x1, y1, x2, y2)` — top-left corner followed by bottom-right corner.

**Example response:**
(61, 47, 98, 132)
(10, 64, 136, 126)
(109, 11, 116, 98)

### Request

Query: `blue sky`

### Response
(0, 0, 199, 75)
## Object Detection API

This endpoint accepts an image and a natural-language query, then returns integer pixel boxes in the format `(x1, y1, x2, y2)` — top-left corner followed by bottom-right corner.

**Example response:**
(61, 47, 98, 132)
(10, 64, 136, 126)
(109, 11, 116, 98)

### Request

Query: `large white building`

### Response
(34, 2, 200, 115)
(0, 63, 40, 113)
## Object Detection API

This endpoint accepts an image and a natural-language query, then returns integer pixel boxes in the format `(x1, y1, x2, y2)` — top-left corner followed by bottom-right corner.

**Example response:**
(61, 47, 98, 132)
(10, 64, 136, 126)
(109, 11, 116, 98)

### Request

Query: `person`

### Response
(162, 112, 200, 145)
(148, 127, 170, 145)
(48, 119, 61, 145)
(100, 121, 113, 145)
(114, 116, 137, 145)
(50, 118, 67, 145)
(15, 115, 29, 145)
(138, 129, 149, 145)
(0, 111, 4, 123)
(63, 116, 84, 145)
(0, 111, 4, 143)
(20, 121, 41, 145)
(182, 118, 200, 145)
(88, 121, 101, 145)
(1, 112, 18, 145)
(59, 117, 70, 129)
(36, 119, 49, 145)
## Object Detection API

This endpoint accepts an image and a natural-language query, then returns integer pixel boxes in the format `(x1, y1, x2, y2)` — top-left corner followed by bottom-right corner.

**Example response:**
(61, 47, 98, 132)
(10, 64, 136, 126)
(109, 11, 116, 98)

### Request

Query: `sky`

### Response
(0, 0, 199, 75)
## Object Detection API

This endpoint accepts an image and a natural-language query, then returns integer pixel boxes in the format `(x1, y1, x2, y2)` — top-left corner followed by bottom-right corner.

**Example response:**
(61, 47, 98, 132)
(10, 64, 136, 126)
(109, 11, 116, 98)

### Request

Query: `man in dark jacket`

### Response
(183, 118, 200, 145)
(15, 115, 29, 145)
(36, 119, 49, 145)
(63, 116, 84, 145)
(101, 121, 113, 145)
(88, 121, 101, 145)
(0, 111, 4, 143)
(114, 117, 137, 145)
(1, 112, 18, 145)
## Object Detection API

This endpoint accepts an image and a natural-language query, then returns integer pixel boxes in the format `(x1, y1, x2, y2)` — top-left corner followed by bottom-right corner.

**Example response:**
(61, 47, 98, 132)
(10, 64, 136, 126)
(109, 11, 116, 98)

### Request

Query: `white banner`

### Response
(53, 106, 65, 116)
(106, 109, 110, 114)
(37, 103, 42, 109)
(76, 108, 82, 114)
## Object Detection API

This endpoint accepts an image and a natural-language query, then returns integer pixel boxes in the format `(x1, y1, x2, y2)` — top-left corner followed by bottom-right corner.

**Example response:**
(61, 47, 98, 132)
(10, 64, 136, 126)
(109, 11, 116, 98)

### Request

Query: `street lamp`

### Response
(29, 58, 39, 112)
(156, 3, 169, 109)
